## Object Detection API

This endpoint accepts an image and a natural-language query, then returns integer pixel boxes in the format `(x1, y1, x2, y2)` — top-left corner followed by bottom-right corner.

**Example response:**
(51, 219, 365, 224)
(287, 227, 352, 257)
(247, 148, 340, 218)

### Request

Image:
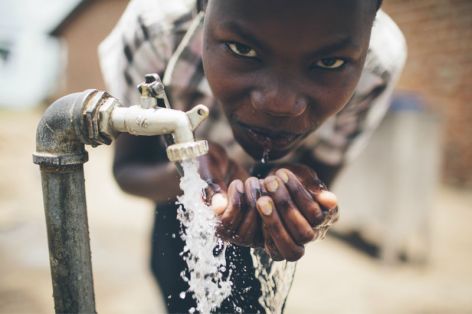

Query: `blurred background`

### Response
(0, 0, 471, 313)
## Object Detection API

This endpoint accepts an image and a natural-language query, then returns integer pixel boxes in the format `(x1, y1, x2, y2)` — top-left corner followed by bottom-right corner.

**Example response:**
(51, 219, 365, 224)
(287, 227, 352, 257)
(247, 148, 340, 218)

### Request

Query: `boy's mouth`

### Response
(237, 122, 303, 150)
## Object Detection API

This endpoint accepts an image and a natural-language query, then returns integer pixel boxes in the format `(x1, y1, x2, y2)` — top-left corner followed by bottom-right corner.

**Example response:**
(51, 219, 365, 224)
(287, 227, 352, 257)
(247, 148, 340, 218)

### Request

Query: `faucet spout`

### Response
(109, 104, 209, 161)
(109, 104, 207, 142)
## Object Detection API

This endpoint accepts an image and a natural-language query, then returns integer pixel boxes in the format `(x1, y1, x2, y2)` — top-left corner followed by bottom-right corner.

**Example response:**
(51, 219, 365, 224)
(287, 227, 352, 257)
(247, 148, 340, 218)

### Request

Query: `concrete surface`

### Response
(0, 109, 471, 314)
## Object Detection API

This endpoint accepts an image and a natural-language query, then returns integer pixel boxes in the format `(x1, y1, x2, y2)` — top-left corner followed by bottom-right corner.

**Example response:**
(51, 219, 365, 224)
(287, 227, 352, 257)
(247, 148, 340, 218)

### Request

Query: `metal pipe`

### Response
(33, 75, 209, 313)
(33, 91, 97, 314)
(40, 164, 96, 313)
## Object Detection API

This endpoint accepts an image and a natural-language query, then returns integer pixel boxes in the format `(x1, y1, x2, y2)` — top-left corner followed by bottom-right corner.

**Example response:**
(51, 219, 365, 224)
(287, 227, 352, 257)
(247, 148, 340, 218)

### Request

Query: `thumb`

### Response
(210, 193, 228, 215)
(316, 190, 338, 210)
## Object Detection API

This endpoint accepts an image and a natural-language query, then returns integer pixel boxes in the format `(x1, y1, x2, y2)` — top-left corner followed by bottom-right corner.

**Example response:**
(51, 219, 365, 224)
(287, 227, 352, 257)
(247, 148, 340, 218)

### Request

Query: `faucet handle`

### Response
(186, 104, 209, 131)
(145, 73, 166, 97)
(137, 73, 168, 108)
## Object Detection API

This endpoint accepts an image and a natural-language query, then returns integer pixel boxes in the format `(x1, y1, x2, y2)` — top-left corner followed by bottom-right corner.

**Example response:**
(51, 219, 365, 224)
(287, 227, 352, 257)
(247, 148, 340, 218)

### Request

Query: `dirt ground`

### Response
(0, 109, 471, 314)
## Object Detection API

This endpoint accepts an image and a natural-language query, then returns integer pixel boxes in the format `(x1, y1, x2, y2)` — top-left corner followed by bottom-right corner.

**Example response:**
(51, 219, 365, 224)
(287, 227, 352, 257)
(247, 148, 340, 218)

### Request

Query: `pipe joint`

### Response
(33, 91, 94, 167)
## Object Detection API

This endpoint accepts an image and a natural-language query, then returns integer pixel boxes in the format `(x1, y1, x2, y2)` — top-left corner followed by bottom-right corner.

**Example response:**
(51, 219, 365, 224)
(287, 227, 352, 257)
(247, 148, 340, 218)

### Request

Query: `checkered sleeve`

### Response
(303, 10, 407, 166)
(98, 0, 196, 106)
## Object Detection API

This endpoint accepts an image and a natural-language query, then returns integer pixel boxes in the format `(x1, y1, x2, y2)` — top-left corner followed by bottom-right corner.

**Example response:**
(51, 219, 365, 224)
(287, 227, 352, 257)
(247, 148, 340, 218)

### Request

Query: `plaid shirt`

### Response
(99, 1, 406, 312)
(99, 0, 406, 169)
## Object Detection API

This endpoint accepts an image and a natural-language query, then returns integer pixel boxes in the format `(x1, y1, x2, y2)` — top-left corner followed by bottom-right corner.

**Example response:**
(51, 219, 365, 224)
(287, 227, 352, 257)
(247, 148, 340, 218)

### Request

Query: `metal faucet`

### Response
(91, 73, 209, 161)
(33, 74, 209, 314)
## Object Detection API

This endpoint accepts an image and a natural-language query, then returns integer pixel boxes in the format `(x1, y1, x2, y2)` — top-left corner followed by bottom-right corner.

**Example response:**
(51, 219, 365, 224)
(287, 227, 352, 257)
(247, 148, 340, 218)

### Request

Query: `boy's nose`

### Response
(250, 86, 307, 117)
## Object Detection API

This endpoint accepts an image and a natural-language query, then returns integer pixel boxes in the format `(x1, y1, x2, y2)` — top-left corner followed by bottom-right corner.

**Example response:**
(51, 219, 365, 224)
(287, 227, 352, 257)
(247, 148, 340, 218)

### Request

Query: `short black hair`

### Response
(199, 0, 383, 12)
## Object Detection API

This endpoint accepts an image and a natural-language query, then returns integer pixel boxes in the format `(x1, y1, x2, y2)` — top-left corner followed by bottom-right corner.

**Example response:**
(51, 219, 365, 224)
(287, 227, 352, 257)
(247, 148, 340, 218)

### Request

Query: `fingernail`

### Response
(265, 178, 279, 193)
(277, 170, 289, 183)
(248, 178, 262, 198)
(258, 199, 273, 216)
(211, 193, 228, 215)
(249, 177, 259, 189)
(319, 190, 338, 209)
(235, 180, 244, 194)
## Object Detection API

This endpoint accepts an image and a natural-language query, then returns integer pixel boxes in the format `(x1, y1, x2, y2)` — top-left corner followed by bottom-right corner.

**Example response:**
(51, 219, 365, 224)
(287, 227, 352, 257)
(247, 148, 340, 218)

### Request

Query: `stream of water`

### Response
(176, 159, 232, 313)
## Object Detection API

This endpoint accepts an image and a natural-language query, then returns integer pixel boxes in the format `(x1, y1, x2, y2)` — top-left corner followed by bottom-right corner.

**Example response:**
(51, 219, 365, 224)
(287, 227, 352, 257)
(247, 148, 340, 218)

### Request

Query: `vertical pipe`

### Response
(34, 91, 98, 314)
(39, 164, 96, 314)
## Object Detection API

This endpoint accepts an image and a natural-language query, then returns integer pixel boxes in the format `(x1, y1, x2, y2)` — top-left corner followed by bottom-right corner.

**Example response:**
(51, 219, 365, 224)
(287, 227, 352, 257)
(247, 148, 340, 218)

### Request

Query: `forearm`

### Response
(112, 133, 181, 204)
(114, 161, 181, 203)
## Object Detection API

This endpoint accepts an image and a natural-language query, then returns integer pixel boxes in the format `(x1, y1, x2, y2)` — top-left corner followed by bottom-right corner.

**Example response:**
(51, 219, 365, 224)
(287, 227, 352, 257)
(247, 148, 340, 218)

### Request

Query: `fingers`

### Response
(210, 193, 228, 215)
(315, 190, 338, 211)
(263, 176, 315, 245)
(234, 177, 262, 247)
(204, 178, 226, 205)
(276, 168, 340, 228)
(274, 169, 324, 226)
(256, 196, 305, 262)
(263, 227, 284, 261)
(310, 184, 339, 227)
(215, 180, 245, 241)
(212, 177, 264, 248)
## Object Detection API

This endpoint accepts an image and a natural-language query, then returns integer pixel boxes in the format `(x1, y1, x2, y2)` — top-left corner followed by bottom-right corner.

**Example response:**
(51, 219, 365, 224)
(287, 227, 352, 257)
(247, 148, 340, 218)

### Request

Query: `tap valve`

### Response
(137, 73, 170, 109)
(136, 73, 209, 162)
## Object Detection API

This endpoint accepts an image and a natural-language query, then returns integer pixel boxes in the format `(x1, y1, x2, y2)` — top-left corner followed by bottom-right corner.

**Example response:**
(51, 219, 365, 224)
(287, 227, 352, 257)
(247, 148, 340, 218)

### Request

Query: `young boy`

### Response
(99, 0, 406, 312)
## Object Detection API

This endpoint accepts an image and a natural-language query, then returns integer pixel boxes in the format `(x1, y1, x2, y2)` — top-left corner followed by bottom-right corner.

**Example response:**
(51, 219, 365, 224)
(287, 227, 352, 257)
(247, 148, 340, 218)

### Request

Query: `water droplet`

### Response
(171, 233, 176, 238)
(261, 148, 270, 164)
(189, 307, 196, 313)
(179, 292, 186, 299)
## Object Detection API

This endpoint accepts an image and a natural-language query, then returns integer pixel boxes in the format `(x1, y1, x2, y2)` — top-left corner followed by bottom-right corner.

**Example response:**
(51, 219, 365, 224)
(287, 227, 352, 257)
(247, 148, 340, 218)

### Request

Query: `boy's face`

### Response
(202, 0, 377, 160)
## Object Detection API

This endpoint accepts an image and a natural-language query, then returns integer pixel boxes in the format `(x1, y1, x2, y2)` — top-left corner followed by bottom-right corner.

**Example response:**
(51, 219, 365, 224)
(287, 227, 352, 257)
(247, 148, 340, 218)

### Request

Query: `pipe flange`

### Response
(33, 151, 89, 166)
(166, 140, 208, 162)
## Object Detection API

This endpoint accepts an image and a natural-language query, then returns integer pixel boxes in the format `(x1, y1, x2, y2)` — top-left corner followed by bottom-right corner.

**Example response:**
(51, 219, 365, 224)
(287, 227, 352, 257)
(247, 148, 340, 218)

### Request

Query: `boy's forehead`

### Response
(206, 0, 376, 49)
(207, 0, 377, 18)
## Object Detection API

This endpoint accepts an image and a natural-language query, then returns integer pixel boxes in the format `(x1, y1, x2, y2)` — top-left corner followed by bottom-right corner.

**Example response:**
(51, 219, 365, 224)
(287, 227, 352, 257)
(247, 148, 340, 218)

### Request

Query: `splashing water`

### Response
(176, 159, 232, 313)
(261, 148, 270, 164)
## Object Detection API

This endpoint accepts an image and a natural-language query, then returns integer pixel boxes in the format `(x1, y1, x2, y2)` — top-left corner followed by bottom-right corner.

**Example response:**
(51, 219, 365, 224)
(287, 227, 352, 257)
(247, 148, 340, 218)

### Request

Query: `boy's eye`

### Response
(315, 58, 345, 69)
(226, 42, 258, 58)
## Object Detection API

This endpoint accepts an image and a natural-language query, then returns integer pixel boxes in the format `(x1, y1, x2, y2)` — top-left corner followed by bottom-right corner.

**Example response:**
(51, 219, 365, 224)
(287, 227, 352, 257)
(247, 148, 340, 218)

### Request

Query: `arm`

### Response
(113, 133, 181, 204)
(113, 138, 250, 205)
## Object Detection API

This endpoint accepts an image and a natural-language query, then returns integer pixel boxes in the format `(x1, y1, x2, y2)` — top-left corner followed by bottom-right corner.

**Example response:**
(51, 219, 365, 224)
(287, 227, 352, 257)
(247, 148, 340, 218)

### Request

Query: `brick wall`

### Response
(59, 0, 129, 95)
(383, 0, 472, 186)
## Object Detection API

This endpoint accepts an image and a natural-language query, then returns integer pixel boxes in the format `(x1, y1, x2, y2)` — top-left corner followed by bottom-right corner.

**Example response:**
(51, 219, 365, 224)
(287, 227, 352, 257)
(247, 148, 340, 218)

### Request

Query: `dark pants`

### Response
(150, 202, 266, 314)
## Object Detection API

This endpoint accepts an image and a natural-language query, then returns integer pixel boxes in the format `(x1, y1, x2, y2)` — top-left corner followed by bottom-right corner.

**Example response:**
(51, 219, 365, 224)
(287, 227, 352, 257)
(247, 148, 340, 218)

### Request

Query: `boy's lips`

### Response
(237, 122, 303, 149)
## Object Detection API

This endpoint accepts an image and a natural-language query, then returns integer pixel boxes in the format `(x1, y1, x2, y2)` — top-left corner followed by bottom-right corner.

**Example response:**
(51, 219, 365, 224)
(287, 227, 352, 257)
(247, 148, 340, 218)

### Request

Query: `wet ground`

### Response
(1, 109, 471, 313)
